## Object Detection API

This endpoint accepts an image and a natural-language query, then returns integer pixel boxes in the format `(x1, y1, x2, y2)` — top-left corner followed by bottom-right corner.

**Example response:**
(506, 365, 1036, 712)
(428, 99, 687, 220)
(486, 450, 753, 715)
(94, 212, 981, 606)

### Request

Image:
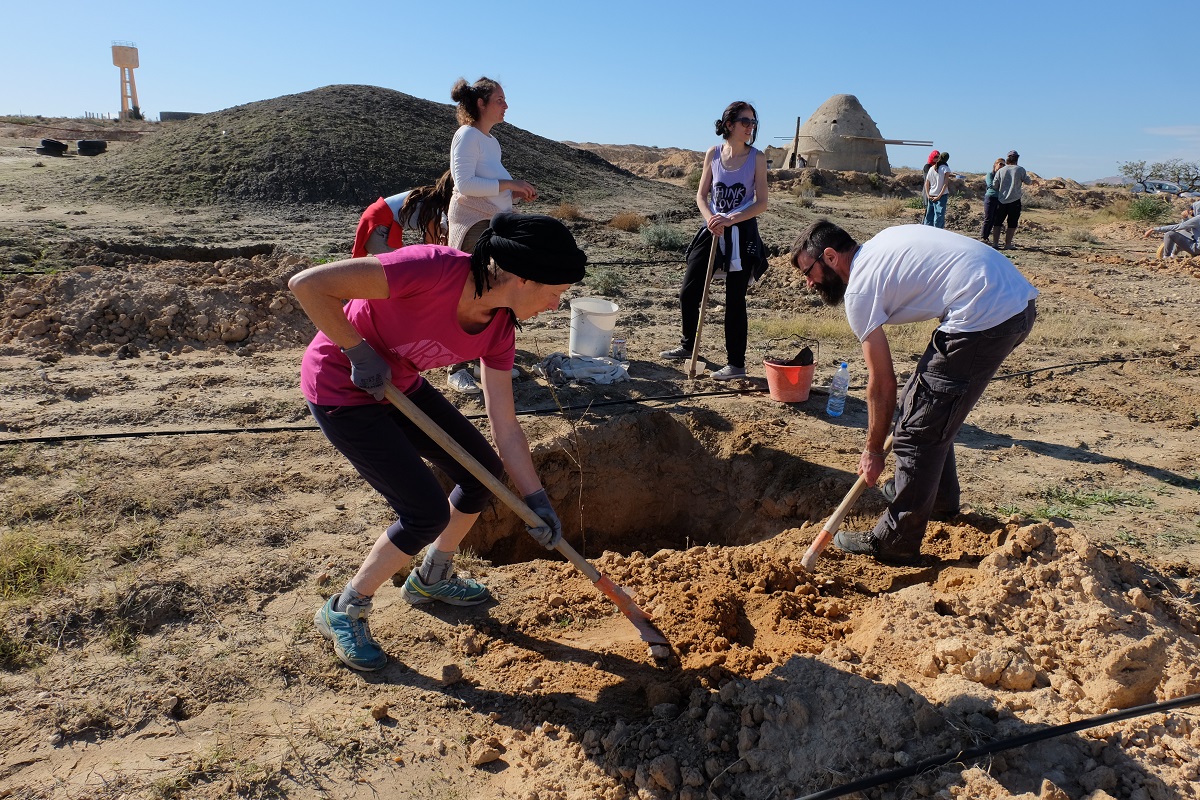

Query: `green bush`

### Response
(585, 267, 626, 296)
(685, 169, 703, 191)
(904, 196, 925, 210)
(1069, 229, 1100, 245)
(1022, 194, 1062, 210)
(641, 224, 688, 251)
(1128, 195, 1172, 223)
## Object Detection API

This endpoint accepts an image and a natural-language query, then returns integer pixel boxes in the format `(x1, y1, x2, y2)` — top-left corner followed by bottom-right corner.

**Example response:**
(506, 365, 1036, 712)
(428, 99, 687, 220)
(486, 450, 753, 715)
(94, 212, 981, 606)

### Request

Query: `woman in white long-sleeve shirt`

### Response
(447, 77, 538, 253)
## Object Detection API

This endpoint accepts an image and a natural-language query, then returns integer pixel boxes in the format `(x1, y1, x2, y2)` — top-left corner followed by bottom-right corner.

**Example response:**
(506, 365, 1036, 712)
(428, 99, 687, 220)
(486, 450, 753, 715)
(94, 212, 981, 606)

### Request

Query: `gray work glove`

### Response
(523, 489, 562, 550)
(341, 340, 390, 401)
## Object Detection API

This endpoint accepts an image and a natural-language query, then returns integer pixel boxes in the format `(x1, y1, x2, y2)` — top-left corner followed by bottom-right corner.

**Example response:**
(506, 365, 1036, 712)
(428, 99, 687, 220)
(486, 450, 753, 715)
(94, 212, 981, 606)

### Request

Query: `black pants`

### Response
(677, 227, 755, 368)
(981, 195, 1000, 240)
(308, 380, 504, 555)
(996, 199, 1022, 229)
(872, 300, 1036, 556)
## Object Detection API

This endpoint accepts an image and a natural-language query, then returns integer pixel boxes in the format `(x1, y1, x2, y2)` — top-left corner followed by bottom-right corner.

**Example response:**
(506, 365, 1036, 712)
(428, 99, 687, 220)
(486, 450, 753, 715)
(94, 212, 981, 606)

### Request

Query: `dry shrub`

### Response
(609, 212, 647, 233)
(550, 202, 584, 221)
(871, 199, 906, 218)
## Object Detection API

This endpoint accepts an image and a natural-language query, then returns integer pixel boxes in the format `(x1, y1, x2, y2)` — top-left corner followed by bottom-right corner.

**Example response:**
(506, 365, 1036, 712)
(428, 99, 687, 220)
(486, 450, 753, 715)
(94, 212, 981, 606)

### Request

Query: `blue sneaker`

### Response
(313, 595, 388, 671)
(400, 571, 491, 606)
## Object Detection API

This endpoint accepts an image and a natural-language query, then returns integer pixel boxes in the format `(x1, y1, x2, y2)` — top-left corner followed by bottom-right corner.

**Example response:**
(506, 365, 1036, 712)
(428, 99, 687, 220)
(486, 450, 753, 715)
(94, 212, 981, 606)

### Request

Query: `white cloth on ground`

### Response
(533, 353, 629, 386)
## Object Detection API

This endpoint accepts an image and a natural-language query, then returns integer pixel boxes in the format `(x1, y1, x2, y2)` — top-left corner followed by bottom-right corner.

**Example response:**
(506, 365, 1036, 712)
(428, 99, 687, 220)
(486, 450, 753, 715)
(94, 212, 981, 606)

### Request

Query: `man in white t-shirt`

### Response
(789, 222, 1039, 563)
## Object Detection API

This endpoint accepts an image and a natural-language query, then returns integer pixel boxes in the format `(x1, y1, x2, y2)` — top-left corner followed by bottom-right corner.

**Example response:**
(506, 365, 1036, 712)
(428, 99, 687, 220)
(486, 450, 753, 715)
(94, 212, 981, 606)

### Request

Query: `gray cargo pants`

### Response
(1162, 231, 1199, 258)
(872, 299, 1036, 556)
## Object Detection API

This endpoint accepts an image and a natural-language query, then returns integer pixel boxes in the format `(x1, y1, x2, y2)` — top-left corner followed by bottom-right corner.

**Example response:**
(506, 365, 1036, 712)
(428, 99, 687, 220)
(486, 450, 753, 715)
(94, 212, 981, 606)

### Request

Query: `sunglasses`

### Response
(800, 253, 826, 278)
(734, 116, 758, 127)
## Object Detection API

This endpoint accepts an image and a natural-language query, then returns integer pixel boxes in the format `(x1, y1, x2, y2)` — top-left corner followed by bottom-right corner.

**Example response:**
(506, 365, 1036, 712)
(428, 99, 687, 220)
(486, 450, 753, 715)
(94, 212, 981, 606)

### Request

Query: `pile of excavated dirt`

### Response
(549, 519, 1200, 799)
(0, 249, 313, 354)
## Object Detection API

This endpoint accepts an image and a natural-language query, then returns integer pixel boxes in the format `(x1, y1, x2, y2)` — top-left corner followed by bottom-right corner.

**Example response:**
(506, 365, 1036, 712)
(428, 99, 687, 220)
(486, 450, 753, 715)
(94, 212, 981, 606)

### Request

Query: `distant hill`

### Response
(566, 142, 703, 179)
(92, 85, 678, 208)
(1087, 175, 1129, 186)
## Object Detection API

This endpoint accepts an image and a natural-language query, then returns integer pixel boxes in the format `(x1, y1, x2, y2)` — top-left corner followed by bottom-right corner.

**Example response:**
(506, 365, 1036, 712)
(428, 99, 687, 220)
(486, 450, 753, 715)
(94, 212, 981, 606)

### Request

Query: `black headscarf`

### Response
(470, 212, 588, 297)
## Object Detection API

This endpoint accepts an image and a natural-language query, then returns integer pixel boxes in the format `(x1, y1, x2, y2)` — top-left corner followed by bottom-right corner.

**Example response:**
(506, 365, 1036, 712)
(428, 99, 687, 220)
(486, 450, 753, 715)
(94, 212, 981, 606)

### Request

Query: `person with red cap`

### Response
(923, 152, 951, 228)
(921, 150, 939, 215)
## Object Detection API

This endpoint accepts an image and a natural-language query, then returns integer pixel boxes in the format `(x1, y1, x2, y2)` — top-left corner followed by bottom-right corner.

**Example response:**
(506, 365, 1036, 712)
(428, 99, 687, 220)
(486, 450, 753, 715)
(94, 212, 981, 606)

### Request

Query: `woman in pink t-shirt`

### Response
(290, 213, 587, 672)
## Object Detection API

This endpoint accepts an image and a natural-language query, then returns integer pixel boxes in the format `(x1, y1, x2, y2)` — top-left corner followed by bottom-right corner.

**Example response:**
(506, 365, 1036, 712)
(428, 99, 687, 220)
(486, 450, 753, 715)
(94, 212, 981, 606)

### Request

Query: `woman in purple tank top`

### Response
(660, 101, 769, 380)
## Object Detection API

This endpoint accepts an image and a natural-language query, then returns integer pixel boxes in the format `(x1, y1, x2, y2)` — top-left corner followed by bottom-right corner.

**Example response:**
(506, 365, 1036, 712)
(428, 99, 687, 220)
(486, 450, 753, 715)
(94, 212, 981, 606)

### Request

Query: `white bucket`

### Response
(568, 297, 620, 358)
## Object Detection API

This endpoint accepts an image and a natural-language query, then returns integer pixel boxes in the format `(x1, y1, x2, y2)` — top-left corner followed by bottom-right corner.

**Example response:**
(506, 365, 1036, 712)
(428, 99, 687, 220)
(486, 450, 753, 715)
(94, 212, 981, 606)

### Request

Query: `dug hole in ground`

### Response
(1, 97, 1200, 799)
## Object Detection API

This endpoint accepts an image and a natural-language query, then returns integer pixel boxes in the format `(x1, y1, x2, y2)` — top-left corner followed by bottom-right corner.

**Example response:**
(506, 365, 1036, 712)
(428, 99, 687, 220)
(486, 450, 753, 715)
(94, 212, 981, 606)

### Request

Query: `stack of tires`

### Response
(35, 138, 68, 156)
(76, 140, 107, 157)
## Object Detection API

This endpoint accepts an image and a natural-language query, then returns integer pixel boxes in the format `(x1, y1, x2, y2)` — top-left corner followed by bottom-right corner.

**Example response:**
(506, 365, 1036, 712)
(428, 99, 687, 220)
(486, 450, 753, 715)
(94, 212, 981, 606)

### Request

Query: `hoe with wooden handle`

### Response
(382, 383, 672, 658)
(686, 237, 720, 380)
(800, 434, 894, 571)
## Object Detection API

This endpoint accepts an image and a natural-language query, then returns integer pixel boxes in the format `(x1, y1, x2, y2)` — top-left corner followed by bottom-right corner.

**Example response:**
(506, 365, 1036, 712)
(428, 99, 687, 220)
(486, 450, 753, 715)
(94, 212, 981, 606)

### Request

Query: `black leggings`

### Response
(308, 380, 504, 555)
(677, 227, 753, 368)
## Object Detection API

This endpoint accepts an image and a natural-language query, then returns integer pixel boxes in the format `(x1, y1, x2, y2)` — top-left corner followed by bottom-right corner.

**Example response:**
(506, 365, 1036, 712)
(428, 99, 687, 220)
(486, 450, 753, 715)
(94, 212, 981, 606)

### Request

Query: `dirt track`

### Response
(2, 112, 1200, 799)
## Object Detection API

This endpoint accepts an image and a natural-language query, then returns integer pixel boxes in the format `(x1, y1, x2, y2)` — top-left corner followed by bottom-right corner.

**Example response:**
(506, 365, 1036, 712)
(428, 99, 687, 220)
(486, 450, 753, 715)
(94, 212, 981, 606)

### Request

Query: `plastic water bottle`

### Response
(826, 362, 850, 417)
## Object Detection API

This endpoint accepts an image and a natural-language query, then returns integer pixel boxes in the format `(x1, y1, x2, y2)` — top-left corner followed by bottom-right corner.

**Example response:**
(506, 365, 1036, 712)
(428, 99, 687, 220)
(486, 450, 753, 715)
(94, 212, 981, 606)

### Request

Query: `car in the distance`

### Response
(1130, 179, 1200, 198)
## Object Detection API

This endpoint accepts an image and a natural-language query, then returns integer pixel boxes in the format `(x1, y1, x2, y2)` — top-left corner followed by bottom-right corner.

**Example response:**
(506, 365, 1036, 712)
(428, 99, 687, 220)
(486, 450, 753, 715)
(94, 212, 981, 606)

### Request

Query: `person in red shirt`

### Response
(350, 170, 454, 258)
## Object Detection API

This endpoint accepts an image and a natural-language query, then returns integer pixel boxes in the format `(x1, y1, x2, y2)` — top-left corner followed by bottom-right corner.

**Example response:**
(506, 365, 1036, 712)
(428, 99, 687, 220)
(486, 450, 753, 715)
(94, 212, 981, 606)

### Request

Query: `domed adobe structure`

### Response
(784, 94, 891, 174)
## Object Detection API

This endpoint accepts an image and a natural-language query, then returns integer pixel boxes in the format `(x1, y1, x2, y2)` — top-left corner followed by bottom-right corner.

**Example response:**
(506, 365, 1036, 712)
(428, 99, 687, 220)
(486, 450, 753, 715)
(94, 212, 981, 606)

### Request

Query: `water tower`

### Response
(111, 41, 141, 120)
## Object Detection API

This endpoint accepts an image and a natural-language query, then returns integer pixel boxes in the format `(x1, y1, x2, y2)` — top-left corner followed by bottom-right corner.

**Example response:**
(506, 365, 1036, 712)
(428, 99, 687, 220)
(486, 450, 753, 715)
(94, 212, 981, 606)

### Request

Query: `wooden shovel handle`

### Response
(382, 383, 601, 582)
(800, 434, 894, 570)
(687, 236, 720, 379)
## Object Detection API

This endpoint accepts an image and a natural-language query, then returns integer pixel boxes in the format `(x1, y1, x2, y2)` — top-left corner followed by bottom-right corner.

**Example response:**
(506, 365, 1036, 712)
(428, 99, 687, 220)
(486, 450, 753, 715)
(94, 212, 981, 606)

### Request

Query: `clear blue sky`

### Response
(3, 0, 1194, 182)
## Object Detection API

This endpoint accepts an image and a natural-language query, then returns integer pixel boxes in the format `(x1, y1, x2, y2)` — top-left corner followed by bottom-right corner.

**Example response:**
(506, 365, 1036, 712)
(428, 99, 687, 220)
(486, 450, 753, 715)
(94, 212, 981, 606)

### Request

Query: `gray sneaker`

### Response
(659, 345, 693, 361)
(711, 365, 747, 381)
(313, 595, 388, 671)
(400, 571, 492, 606)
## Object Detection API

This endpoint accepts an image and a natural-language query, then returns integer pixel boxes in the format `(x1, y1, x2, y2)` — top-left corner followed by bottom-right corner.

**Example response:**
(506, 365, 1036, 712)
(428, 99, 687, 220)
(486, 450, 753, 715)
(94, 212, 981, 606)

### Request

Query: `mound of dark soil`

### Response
(92, 85, 670, 208)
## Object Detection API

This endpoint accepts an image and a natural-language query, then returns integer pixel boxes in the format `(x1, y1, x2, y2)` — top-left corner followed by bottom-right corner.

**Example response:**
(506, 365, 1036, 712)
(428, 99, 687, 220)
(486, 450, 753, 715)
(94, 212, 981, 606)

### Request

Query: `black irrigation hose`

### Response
(0, 388, 751, 447)
(1, 353, 1195, 448)
(792, 692, 1200, 800)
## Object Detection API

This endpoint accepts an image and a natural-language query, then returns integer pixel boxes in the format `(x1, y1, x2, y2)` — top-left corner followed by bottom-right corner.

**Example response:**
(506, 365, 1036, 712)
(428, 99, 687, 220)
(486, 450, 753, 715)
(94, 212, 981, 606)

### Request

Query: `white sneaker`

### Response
(710, 365, 746, 381)
(448, 369, 481, 394)
(471, 364, 520, 380)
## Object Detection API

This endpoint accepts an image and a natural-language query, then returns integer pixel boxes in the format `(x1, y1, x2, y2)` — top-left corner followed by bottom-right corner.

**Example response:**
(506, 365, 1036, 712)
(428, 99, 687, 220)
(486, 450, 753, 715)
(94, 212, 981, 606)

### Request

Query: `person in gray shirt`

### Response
(1143, 204, 1200, 258)
(991, 150, 1034, 249)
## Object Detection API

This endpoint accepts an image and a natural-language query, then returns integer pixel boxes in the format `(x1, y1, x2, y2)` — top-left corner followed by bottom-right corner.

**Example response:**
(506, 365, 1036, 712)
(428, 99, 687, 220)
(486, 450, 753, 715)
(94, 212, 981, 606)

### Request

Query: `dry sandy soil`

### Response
(1, 106, 1200, 800)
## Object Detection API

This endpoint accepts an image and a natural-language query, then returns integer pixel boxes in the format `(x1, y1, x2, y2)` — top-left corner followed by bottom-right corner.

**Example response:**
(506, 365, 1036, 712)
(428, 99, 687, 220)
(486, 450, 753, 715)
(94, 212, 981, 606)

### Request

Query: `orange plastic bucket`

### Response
(763, 360, 815, 402)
